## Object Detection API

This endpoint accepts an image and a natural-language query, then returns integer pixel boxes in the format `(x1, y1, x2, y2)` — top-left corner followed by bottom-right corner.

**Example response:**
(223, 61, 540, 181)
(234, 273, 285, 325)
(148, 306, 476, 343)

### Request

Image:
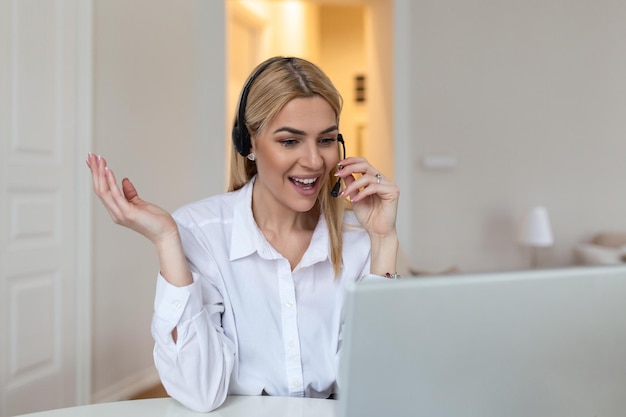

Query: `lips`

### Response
(289, 176, 319, 190)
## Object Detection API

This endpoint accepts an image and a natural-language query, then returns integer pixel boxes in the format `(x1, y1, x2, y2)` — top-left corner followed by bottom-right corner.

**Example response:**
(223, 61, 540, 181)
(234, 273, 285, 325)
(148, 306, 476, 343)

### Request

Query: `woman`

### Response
(87, 56, 400, 412)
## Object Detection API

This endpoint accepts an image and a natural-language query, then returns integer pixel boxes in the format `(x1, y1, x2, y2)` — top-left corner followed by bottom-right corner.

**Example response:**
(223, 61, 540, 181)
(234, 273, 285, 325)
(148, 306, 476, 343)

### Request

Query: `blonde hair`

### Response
(228, 57, 346, 277)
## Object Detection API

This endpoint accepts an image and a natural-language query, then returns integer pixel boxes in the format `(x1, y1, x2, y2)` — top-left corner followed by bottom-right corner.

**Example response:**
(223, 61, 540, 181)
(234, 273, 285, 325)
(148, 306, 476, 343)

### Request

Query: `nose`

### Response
(300, 141, 324, 170)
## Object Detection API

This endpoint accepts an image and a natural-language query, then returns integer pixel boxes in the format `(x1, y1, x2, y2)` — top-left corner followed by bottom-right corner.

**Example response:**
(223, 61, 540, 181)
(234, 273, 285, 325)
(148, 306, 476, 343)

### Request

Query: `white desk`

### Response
(15, 396, 336, 417)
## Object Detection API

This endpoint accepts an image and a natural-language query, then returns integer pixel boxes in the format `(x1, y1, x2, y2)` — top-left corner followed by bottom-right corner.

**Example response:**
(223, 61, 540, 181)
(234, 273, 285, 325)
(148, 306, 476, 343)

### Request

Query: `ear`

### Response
(248, 131, 257, 155)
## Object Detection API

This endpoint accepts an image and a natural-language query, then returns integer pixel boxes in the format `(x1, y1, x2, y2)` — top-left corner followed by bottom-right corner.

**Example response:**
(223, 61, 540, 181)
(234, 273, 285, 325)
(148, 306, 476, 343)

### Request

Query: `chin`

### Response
(289, 201, 319, 213)
(285, 194, 321, 213)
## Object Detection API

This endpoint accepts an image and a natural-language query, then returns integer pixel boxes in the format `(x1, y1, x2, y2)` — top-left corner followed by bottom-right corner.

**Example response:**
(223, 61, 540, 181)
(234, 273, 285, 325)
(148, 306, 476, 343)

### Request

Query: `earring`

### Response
(246, 153, 256, 162)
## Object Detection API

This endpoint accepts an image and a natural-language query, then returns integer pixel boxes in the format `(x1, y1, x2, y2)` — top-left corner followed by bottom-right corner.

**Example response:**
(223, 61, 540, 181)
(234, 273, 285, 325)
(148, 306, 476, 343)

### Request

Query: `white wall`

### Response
(92, 0, 225, 400)
(404, 0, 626, 272)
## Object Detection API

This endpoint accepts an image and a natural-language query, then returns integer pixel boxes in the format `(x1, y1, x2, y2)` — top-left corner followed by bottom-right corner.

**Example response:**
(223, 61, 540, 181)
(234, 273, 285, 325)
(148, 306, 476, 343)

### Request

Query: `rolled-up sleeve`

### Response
(151, 271, 236, 412)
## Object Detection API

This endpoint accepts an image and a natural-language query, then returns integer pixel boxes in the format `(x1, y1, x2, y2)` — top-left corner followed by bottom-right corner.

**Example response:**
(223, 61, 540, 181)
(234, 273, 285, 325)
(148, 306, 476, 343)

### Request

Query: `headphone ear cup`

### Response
(239, 128, 250, 157)
(232, 125, 242, 155)
(232, 125, 251, 157)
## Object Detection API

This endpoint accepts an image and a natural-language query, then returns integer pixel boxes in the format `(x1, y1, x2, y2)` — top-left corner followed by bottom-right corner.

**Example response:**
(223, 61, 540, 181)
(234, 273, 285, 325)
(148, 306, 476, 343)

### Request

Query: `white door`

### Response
(0, 1, 91, 415)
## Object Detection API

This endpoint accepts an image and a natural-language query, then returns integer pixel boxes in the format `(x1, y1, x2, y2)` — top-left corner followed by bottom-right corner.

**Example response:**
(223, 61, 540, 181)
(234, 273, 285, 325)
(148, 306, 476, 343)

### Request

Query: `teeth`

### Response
(293, 177, 317, 184)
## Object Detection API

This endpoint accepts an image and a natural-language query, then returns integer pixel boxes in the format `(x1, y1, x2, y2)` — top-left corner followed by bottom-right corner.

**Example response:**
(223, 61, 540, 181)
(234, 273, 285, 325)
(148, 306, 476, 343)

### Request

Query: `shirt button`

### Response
(289, 340, 296, 349)
(285, 301, 294, 308)
(172, 300, 182, 310)
(291, 379, 301, 388)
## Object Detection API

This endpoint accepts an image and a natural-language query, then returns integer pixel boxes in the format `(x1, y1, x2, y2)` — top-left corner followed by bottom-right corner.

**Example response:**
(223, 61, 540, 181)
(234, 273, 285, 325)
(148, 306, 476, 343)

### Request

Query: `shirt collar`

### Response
(230, 177, 277, 261)
(229, 176, 331, 267)
(295, 214, 330, 271)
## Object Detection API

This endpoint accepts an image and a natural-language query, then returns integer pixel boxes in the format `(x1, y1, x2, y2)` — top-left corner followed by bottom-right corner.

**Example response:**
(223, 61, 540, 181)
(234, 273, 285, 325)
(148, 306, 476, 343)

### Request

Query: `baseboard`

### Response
(91, 367, 161, 404)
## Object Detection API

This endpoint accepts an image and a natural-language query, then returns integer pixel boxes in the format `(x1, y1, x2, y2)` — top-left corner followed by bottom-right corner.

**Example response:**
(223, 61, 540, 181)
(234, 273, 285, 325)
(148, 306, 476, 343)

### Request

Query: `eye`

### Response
(279, 139, 299, 147)
(319, 137, 337, 146)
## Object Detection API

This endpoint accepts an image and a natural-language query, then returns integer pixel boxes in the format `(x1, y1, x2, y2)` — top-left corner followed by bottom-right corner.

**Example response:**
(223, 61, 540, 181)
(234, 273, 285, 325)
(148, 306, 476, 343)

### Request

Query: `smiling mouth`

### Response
(290, 177, 319, 190)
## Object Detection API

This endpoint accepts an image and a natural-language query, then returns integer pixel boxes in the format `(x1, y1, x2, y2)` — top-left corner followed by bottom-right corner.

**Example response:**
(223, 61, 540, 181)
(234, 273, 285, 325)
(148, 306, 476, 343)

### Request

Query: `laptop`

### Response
(337, 266, 626, 417)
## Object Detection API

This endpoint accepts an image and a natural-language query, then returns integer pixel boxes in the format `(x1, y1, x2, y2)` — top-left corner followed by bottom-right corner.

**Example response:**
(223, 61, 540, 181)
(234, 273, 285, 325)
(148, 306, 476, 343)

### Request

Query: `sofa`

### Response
(574, 232, 626, 265)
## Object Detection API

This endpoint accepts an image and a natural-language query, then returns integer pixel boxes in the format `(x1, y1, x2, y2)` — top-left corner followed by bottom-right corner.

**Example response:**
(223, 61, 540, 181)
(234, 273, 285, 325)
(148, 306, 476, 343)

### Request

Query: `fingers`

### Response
(340, 173, 359, 201)
(339, 171, 382, 202)
(87, 154, 117, 216)
(336, 157, 377, 178)
(86, 153, 106, 195)
(122, 178, 139, 202)
(102, 165, 130, 219)
(86, 153, 133, 224)
(346, 173, 391, 203)
(335, 157, 399, 203)
(85, 153, 176, 243)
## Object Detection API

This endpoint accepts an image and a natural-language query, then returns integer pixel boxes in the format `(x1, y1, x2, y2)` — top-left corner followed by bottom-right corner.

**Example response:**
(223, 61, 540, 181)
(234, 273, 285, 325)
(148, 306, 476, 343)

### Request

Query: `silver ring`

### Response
(375, 173, 381, 184)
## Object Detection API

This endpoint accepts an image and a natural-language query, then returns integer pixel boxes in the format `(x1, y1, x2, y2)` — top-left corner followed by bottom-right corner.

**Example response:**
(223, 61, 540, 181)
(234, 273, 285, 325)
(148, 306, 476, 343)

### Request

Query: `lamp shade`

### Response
(518, 206, 554, 247)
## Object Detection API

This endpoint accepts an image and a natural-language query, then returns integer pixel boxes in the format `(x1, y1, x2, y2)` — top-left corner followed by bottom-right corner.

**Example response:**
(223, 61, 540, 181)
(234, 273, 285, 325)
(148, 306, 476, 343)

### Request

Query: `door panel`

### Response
(1, 0, 81, 415)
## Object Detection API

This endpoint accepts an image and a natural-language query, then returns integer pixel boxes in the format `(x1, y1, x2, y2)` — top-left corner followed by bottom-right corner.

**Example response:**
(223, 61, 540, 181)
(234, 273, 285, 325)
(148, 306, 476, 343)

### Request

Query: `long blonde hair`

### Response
(228, 57, 346, 277)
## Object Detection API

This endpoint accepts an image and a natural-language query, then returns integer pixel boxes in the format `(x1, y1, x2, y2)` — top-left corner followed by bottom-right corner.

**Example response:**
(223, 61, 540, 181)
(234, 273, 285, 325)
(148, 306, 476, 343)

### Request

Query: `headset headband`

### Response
(232, 57, 290, 156)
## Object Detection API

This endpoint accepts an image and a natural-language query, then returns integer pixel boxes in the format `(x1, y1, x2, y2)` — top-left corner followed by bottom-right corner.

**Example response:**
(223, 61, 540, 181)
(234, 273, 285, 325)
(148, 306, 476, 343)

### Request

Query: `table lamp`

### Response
(518, 206, 554, 268)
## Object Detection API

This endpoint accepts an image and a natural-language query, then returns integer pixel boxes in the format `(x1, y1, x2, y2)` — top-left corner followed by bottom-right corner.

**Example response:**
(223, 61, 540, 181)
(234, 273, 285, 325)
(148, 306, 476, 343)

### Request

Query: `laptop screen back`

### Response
(338, 266, 626, 417)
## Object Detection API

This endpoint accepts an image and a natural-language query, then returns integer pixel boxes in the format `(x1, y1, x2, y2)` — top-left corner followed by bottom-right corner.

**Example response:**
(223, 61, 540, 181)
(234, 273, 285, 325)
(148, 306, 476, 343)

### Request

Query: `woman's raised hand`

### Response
(86, 153, 179, 245)
(334, 157, 400, 276)
(335, 157, 400, 238)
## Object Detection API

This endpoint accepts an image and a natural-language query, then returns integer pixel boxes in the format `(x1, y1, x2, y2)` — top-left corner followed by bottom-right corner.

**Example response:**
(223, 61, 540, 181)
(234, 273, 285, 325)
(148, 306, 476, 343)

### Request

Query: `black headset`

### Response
(330, 134, 345, 198)
(232, 57, 291, 156)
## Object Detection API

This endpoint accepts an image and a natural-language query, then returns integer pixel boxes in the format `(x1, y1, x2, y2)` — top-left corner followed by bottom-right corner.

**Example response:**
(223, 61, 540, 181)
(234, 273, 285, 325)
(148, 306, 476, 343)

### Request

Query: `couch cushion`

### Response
(574, 243, 626, 265)
(591, 232, 626, 248)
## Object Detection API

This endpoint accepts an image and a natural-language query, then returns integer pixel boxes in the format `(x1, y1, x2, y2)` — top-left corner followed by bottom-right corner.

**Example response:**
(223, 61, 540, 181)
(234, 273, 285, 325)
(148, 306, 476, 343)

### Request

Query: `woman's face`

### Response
(251, 96, 340, 215)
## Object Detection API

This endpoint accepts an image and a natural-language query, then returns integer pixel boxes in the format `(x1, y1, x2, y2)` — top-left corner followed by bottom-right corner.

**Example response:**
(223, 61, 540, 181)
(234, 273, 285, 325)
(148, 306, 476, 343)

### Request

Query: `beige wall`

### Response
(403, 0, 626, 272)
(92, 0, 226, 401)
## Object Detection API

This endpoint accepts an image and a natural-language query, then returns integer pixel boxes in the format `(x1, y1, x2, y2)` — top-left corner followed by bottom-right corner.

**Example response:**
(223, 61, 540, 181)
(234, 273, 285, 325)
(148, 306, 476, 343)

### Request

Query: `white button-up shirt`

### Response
(151, 178, 381, 412)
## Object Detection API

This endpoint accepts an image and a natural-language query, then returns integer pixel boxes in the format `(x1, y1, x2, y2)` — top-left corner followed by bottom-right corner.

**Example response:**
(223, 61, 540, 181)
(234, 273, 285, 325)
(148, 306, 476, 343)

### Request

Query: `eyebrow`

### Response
(273, 125, 338, 135)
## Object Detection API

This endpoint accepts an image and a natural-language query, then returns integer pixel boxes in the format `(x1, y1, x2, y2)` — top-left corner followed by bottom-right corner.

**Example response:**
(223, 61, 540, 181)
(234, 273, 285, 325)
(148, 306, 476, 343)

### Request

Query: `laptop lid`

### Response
(338, 266, 626, 417)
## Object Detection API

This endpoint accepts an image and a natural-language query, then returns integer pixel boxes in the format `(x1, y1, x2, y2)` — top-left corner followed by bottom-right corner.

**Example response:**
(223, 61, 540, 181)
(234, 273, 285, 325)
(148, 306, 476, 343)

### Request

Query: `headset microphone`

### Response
(331, 179, 342, 198)
(331, 134, 346, 198)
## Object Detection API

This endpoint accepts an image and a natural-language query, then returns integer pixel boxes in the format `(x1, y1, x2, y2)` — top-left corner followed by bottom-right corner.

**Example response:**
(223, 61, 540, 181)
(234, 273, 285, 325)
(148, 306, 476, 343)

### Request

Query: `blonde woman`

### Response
(87, 56, 400, 412)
